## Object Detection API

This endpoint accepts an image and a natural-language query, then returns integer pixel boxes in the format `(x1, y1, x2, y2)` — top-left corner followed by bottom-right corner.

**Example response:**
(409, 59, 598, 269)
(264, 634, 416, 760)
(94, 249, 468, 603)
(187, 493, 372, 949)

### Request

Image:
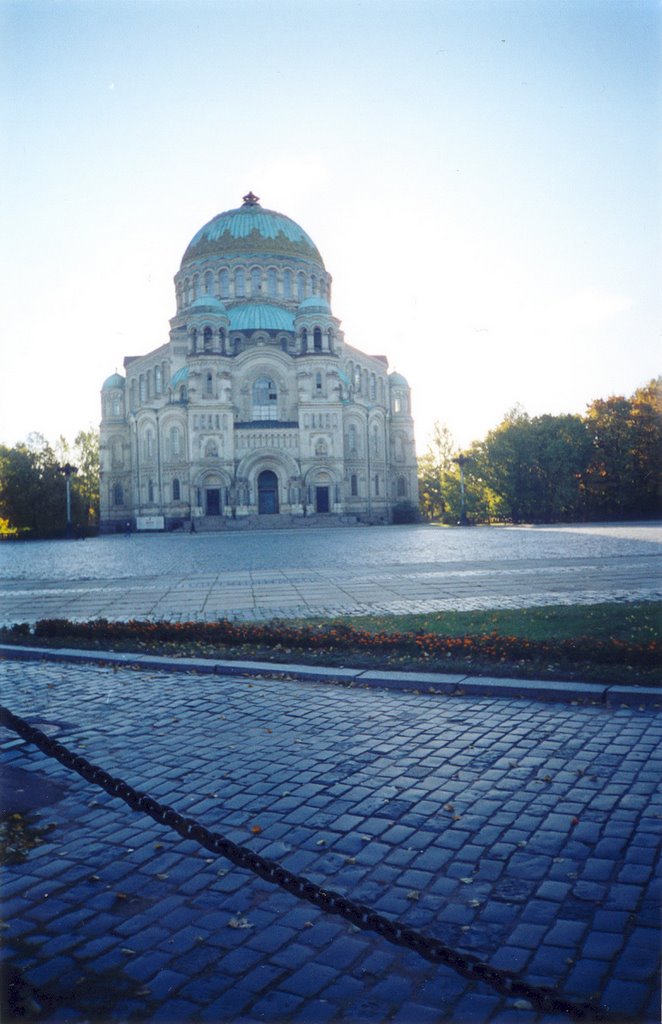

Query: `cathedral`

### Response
(99, 193, 418, 531)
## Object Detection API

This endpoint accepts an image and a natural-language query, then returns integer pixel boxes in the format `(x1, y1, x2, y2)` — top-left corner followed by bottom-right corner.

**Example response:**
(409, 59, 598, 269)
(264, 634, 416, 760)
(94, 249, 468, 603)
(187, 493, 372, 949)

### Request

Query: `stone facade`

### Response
(100, 193, 418, 531)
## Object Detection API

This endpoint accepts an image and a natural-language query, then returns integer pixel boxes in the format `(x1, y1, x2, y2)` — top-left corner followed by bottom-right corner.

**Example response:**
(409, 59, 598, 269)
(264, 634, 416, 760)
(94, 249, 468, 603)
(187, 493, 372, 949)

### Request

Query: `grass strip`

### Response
(2, 602, 659, 687)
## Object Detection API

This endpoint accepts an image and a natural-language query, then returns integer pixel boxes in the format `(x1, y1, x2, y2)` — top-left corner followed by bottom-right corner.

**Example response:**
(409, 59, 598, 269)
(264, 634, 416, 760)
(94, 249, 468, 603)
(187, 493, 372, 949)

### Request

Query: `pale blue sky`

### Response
(1, 0, 659, 452)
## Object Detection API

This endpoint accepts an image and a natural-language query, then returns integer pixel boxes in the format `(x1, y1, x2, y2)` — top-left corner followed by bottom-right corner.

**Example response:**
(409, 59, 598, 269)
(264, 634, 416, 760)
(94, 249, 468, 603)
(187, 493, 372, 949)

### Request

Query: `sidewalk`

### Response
(1, 649, 660, 1022)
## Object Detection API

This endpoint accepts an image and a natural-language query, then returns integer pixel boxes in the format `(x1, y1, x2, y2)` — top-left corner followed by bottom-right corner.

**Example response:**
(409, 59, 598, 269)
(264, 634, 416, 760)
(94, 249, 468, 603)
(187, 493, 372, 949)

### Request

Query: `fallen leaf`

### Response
(406, 890, 420, 901)
(251, 825, 262, 835)
(228, 916, 253, 930)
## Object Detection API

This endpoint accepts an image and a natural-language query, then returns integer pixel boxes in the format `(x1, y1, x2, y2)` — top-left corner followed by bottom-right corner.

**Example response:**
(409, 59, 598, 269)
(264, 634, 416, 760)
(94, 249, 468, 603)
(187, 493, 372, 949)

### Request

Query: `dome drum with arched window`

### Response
(100, 193, 418, 531)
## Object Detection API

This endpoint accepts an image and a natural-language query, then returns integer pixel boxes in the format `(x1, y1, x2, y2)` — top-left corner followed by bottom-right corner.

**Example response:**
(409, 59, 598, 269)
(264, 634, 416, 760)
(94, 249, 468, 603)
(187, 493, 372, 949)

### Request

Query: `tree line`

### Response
(1, 379, 659, 538)
(0, 430, 99, 538)
(418, 378, 661, 524)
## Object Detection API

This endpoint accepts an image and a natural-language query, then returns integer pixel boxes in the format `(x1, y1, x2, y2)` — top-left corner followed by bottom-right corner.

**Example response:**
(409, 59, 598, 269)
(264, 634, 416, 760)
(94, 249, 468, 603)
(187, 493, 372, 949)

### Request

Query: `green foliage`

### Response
(419, 379, 661, 524)
(470, 412, 591, 523)
(0, 428, 100, 538)
(583, 378, 662, 518)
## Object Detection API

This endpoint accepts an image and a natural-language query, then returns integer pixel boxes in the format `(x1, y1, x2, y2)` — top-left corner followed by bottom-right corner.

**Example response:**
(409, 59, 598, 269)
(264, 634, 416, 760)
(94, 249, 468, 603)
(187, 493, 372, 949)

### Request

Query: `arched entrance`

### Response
(258, 470, 279, 514)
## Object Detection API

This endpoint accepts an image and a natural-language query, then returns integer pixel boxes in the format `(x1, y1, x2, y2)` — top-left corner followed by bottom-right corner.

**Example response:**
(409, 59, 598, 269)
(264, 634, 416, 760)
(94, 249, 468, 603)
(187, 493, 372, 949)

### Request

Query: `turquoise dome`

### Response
(389, 372, 409, 387)
(298, 295, 331, 313)
(189, 294, 227, 314)
(182, 193, 323, 267)
(102, 373, 125, 390)
(228, 303, 295, 332)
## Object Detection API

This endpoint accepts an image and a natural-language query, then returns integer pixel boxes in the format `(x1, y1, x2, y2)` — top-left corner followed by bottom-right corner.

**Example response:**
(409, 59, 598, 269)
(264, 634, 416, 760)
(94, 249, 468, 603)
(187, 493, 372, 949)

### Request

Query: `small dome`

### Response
(228, 303, 295, 332)
(102, 373, 125, 390)
(298, 295, 331, 313)
(189, 294, 227, 313)
(389, 372, 409, 387)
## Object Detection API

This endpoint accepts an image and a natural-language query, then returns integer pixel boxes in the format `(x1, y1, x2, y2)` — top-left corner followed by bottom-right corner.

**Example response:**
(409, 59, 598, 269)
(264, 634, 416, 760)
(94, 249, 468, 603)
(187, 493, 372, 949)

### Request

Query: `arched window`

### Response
(234, 267, 245, 298)
(348, 424, 357, 456)
(251, 267, 261, 295)
(301, 327, 308, 350)
(354, 366, 361, 393)
(252, 377, 278, 420)
(372, 424, 380, 455)
(190, 327, 198, 352)
(297, 271, 306, 301)
(111, 395, 121, 416)
(267, 268, 277, 298)
(315, 371, 322, 393)
(283, 270, 293, 299)
(393, 396, 402, 414)
(179, 385, 187, 403)
(155, 366, 162, 395)
(350, 474, 358, 497)
(370, 374, 376, 400)
(203, 327, 213, 352)
(113, 482, 124, 506)
(130, 380, 137, 411)
(219, 268, 229, 299)
(311, 274, 317, 295)
(144, 429, 154, 459)
(397, 476, 407, 498)
(192, 274, 200, 299)
(374, 475, 380, 496)
(139, 376, 146, 403)
(184, 278, 191, 305)
(148, 479, 155, 503)
(313, 327, 322, 351)
(172, 478, 181, 501)
(169, 426, 181, 458)
(206, 371, 213, 396)
(204, 271, 214, 294)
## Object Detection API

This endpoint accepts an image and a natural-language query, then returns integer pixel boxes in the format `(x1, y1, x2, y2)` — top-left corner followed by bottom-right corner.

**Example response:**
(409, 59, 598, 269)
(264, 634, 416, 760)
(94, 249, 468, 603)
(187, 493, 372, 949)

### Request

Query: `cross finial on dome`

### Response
(242, 191, 260, 206)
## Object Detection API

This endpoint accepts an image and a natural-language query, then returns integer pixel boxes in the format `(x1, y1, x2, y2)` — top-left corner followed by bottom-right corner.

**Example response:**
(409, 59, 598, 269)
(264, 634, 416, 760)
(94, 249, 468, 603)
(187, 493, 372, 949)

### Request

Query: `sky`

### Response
(1, 0, 660, 455)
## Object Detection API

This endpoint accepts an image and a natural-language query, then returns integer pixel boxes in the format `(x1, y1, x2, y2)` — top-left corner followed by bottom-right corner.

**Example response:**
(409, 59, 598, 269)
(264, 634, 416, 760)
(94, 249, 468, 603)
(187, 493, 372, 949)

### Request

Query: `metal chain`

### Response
(0, 704, 610, 1021)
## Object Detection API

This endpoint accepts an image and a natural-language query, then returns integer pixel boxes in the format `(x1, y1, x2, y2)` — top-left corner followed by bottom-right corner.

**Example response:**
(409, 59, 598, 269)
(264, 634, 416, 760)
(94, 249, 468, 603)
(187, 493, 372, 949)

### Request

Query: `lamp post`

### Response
(453, 454, 470, 526)
(60, 462, 78, 538)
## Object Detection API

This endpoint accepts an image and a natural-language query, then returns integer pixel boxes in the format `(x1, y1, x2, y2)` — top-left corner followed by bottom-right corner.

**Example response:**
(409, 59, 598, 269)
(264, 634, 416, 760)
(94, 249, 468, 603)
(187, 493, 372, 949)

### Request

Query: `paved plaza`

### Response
(1, 522, 660, 1022)
(1, 656, 661, 1023)
(1, 523, 661, 624)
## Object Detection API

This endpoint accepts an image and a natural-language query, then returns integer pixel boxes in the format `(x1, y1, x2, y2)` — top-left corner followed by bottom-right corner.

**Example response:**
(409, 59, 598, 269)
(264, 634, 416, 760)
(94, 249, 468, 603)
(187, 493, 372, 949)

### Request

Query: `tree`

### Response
(417, 422, 457, 520)
(0, 428, 100, 537)
(583, 377, 662, 518)
(73, 428, 100, 527)
(0, 434, 64, 536)
(471, 412, 591, 523)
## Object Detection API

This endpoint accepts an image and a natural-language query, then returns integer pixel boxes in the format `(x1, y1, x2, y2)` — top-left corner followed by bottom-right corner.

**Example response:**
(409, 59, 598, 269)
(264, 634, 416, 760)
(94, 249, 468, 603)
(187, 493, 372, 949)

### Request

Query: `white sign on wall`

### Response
(136, 516, 165, 531)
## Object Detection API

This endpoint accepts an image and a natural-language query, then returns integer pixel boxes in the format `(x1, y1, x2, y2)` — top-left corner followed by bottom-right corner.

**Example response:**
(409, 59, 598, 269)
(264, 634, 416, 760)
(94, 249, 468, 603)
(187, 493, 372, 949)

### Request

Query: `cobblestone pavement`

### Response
(1, 523, 661, 625)
(1, 657, 660, 1023)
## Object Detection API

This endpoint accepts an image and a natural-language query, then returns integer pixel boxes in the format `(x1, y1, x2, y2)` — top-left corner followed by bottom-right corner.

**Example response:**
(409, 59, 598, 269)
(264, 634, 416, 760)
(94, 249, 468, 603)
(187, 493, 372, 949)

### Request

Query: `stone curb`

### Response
(1, 643, 660, 706)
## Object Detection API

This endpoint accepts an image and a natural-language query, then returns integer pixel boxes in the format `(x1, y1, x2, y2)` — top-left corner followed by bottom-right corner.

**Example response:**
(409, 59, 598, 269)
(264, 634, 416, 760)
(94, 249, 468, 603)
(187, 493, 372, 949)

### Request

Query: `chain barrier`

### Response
(1, 704, 610, 1021)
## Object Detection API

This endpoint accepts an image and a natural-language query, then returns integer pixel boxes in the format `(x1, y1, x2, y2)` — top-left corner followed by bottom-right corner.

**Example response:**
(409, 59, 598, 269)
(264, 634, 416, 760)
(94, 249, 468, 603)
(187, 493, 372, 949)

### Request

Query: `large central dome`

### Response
(181, 191, 324, 268)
